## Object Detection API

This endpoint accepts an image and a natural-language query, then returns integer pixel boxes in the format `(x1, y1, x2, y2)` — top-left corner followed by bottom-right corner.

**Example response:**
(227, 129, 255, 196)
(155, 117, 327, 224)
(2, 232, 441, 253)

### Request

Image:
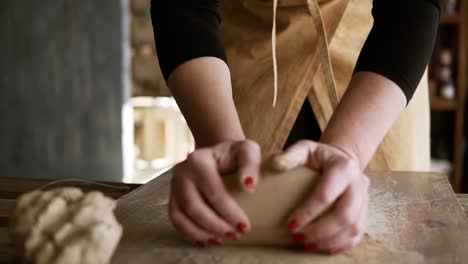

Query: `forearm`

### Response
(151, 0, 242, 147)
(321, 0, 441, 168)
(168, 57, 245, 147)
(320, 72, 407, 169)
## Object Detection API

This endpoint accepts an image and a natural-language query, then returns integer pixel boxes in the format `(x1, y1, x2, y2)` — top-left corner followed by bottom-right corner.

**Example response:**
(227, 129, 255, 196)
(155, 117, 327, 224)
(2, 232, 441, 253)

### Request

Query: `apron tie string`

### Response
(271, 0, 339, 107)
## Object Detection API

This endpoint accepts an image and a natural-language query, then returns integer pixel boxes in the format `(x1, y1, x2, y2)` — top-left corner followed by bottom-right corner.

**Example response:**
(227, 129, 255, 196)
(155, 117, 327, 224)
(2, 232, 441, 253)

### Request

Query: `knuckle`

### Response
(186, 150, 209, 165)
(297, 139, 314, 149)
(171, 219, 184, 232)
(206, 190, 225, 206)
(340, 158, 359, 172)
(297, 139, 310, 145)
(361, 174, 370, 188)
(338, 210, 354, 226)
(213, 222, 231, 235)
(186, 151, 198, 163)
(318, 240, 334, 250)
(183, 200, 199, 216)
(315, 190, 333, 204)
(349, 222, 361, 236)
(211, 220, 226, 230)
(169, 212, 179, 226)
(239, 153, 256, 164)
(186, 152, 199, 164)
(242, 139, 260, 151)
(299, 207, 316, 221)
(169, 207, 182, 226)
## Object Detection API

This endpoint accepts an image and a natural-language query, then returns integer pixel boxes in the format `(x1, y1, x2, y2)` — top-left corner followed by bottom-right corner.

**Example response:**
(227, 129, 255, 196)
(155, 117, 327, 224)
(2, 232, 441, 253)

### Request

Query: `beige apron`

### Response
(219, 0, 430, 171)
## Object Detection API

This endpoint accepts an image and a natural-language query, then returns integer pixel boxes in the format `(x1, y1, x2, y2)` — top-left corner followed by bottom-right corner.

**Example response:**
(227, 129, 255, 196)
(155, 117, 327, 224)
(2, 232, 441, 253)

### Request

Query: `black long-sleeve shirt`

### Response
(150, 0, 442, 145)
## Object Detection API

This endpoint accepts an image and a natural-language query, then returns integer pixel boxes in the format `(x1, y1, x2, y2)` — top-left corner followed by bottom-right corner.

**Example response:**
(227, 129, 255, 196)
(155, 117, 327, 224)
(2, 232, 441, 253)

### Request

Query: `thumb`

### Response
(270, 140, 320, 171)
(235, 140, 261, 192)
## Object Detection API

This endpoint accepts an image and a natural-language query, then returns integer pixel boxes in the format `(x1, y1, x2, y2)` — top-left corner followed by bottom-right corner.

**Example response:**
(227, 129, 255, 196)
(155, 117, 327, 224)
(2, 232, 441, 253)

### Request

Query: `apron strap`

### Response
(271, 0, 339, 108)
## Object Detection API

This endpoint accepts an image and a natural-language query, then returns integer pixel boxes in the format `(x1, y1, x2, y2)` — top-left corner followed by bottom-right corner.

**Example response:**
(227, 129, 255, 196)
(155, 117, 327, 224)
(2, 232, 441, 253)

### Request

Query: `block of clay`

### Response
(224, 166, 320, 246)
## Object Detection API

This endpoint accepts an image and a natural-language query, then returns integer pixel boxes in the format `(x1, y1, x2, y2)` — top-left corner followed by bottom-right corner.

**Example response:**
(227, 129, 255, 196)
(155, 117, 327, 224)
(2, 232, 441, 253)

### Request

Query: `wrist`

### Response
(194, 131, 246, 148)
(317, 72, 406, 170)
(319, 138, 363, 169)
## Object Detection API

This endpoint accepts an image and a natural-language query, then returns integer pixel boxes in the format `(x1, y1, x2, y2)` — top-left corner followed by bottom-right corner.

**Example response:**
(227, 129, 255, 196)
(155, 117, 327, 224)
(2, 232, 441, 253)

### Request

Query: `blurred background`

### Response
(0, 0, 194, 184)
(0, 0, 467, 191)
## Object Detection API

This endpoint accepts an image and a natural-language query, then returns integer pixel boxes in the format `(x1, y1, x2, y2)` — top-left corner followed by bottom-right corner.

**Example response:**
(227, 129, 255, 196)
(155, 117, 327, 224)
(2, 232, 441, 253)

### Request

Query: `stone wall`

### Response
(0, 0, 126, 181)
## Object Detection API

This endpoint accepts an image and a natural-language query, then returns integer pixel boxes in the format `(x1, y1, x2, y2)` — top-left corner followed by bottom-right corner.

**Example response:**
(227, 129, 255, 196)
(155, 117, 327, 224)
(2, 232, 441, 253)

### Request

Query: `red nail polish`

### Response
(292, 233, 306, 242)
(225, 231, 240, 240)
(207, 238, 222, 245)
(304, 243, 318, 252)
(330, 248, 344, 255)
(287, 219, 299, 232)
(237, 222, 248, 234)
(195, 240, 205, 248)
(244, 177, 254, 188)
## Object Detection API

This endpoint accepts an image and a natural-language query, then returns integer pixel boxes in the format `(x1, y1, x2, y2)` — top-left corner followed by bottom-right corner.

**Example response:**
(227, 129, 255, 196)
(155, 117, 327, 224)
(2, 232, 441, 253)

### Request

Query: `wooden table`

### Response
(1, 173, 468, 263)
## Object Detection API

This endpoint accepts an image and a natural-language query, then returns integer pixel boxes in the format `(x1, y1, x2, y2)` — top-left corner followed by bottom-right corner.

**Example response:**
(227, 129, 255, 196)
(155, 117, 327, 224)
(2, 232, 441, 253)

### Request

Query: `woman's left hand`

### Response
(271, 140, 369, 255)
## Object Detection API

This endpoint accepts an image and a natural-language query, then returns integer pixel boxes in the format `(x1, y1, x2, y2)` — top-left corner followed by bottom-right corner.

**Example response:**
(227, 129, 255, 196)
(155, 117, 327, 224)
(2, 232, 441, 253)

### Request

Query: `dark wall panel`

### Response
(0, 1, 126, 181)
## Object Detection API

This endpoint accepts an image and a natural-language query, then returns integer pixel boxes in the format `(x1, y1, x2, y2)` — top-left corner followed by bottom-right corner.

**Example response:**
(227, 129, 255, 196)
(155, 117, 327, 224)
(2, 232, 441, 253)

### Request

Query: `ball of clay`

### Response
(11, 187, 122, 264)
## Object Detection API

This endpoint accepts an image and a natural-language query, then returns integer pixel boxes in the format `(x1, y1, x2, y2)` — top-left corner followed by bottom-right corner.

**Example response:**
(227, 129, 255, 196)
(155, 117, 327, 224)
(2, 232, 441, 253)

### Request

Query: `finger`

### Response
(234, 140, 261, 191)
(288, 158, 359, 232)
(187, 154, 251, 234)
(300, 183, 363, 242)
(270, 140, 316, 171)
(176, 178, 240, 240)
(326, 176, 369, 254)
(210, 140, 261, 191)
(209, 142, 239, 174)
(310, 188, 368, 250)
(321, 232, 364, 255)
(272, 140, 353, 172)
(328, 225, 366, 255)
(169, 196, 214, 247)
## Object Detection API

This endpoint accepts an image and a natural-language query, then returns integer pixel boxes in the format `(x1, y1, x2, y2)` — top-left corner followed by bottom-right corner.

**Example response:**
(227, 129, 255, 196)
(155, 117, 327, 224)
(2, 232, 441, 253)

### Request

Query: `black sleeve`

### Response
(354, 0, 443, 103)
(150, 0, 226, 81)
(152, 0, 442, 103)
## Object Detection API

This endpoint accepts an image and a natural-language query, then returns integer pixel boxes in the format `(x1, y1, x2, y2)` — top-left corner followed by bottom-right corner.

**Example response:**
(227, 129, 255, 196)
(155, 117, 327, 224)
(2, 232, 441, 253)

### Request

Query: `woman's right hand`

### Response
(169, 140, 262, 247)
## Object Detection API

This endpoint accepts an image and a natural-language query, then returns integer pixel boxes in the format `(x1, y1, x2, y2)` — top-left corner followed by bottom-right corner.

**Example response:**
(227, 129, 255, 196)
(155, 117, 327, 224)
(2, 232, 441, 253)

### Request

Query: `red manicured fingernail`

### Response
(195, 240, 205, 248)
(292, 233, 306, 242)
(244, 177, 254, 188)
(287, 219, 299, 232)
(304, 243, 318, 252)
(225, 231, 240, 240)
(330, 248, 344, 255)
(207, 237, 222, 245)
(237, 222, 248, 234)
